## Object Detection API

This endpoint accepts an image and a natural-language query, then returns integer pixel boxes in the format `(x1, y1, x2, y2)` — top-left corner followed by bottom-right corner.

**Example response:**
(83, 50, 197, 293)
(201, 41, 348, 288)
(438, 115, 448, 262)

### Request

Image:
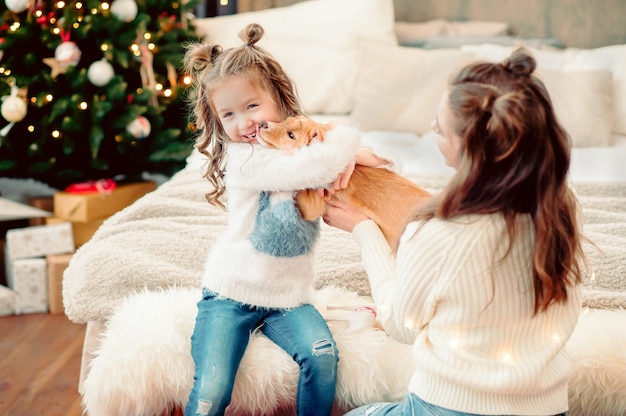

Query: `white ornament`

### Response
(55, 41, 81, 68)
(126, 116, 151, 139)
(87, 59, 115, 87)
(5, 0, 32, 13)
(110, 0, 138, 22)
(1, 92, 27, 123)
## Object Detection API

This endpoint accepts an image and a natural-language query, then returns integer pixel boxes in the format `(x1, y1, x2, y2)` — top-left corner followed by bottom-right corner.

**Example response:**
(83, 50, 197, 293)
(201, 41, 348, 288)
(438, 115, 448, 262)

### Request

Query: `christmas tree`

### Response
(0, 0, 201, 190)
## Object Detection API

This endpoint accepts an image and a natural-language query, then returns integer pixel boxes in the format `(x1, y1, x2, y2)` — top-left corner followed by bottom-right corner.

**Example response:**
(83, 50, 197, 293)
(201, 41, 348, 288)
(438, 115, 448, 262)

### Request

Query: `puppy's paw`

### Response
(296, 189, 326, 220)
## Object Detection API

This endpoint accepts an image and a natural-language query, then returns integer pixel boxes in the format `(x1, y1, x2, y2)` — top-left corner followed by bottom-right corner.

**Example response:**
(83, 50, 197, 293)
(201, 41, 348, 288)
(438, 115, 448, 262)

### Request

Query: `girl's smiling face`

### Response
(212, 75, 280, 144)
(432, 90, 463, 168)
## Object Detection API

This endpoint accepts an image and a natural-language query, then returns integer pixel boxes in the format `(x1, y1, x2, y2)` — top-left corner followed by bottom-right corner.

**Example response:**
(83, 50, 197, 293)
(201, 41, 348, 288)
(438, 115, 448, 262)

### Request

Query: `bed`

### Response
(62, 0, 626, 415)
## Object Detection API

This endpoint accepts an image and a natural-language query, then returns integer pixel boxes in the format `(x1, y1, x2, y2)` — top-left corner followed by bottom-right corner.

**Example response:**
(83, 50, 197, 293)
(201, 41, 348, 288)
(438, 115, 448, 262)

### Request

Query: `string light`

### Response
(51, 130, 61, 138)
(101, 2, 110, 11)
(182, 75, 192, 85)
(27, 125, 35, 133)
(56, 1, 66, 9)
(163, 88, 172, 98)
(78, 102, 88, 110)
(499, 352, 513, 364)
(9, 22, 20, 32)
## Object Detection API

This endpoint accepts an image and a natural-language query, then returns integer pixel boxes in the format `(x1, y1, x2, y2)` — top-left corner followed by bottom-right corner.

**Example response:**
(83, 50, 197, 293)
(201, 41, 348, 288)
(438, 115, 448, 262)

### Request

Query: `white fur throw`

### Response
(82, 286, 626, 416)
(81, 286, 413, 416)
(63, 168, 626, 325)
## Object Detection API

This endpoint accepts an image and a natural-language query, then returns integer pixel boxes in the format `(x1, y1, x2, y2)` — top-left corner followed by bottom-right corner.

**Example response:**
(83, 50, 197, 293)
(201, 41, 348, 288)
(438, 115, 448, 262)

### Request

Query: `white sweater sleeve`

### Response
(227, 124, 361, 192)
(352, 220, 420, 344)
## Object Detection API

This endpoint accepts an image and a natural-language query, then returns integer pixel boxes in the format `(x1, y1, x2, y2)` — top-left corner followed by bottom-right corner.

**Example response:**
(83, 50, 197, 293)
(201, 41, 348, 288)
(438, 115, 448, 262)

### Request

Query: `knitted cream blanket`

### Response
(62, 168, 626, 323)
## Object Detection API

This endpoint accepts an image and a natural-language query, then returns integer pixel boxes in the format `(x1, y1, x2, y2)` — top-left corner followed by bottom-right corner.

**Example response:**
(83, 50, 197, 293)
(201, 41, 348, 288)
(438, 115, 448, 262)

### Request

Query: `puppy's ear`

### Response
(307, 128, 323, 144)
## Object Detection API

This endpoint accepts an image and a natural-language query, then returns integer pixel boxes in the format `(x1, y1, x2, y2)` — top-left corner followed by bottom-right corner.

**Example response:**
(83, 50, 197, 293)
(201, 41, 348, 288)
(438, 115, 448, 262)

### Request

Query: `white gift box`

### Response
(5, 257, 48, 314)
(6, 222, 75, 260)
(0, 284, 15, 317)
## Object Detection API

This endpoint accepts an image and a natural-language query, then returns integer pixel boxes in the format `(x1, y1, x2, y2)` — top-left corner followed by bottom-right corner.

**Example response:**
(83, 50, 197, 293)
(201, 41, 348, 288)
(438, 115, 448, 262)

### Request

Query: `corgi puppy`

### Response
(258, 116, 431, 244)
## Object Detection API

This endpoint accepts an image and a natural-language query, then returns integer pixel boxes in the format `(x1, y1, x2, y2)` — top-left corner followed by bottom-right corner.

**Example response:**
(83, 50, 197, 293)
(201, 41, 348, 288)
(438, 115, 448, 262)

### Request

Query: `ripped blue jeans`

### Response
(185, 289, 338, 416)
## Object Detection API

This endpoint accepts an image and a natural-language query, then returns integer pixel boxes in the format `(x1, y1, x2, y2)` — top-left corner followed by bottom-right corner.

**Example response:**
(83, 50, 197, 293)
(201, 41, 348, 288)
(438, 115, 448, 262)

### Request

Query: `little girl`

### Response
(183, 23, 368, 416)
(324, 47, 585, 416)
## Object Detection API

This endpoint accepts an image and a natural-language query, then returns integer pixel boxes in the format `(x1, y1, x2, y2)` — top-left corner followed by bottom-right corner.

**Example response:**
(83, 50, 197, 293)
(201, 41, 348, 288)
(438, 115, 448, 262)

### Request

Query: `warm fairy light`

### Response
(52, 27, 61, 35)
(163, 88, 172, 98)
(30, 97, 37, 104)
(101, 2, 110, 11)
(9, 22, 20, 31)
(46, 94, 54, 102)
(1, 69, 10, 76)
(34, 10, 43, 17)
(144, 33, 152, 40)
(91, 7, 98, 14)
(27, 125, 35, 133)
(115, 135, 123, 142)
(499, 351, 513, 364)
(403, 318, 416, 330)
(51, 130, 61, 138)
(101, 43, 109, 52)
(49, 17, 57, 24)
(220, 0, 229, 5)
(75, 2, 83, 9)
(147, 43, 156, 51)
(73, 22, 80, 29)
(130, 44, 140, 56)
(182, 75, 191, 85)
(56, 1, 65, 8)
(78, 102, 88, 110)
(172, 2, 179, 9)
(155, 83, 163, 91)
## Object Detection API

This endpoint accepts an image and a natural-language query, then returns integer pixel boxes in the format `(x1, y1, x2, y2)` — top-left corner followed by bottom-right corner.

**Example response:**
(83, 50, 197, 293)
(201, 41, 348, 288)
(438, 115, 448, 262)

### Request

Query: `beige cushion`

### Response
(539, 69, 613, 148)
(462, 43, 626, 141)
(350, 44, 474, 134)
(395, 19, 508, 43)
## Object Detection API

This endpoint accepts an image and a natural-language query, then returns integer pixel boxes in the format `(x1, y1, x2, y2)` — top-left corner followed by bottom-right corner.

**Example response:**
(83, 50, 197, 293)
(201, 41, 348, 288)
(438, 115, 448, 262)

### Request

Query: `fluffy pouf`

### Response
(81, 287, 626, 416)
(81, 286, 413, 416)
(567, 308, 626, 416)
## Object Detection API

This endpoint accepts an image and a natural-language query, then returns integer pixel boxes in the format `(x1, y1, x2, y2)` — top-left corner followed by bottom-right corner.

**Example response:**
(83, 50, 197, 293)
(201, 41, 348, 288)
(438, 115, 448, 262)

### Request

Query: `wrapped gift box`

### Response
(46, 253, 74, 315)
(53, 181, 157, 223)
(0, 284, 15, 317)
(5, 222, 75, 261)
(5, 257, 47, 314)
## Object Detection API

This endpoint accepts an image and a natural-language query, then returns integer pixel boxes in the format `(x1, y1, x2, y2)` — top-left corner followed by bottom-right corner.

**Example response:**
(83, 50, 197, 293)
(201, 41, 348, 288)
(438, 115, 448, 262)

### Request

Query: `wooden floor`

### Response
(0, 313, 86, 416)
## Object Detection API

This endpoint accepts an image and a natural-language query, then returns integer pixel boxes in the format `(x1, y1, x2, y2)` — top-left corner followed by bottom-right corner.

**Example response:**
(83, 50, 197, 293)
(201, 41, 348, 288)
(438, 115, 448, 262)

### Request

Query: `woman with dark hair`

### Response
(324, 47, 585, 416)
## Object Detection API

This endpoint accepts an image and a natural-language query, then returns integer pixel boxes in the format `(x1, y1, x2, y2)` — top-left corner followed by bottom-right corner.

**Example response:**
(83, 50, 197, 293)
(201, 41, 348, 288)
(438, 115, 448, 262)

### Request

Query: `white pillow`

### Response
(462, 43, 626, 139)
(193, 0, 397, 115)
(350, 44, 474, 134)
(395, 20, 508, 43)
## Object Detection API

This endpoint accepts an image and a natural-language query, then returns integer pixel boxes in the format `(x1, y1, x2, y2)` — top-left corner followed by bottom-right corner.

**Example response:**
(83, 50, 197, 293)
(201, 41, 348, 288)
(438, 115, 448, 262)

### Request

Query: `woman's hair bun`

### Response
(501, 47, 537, 77)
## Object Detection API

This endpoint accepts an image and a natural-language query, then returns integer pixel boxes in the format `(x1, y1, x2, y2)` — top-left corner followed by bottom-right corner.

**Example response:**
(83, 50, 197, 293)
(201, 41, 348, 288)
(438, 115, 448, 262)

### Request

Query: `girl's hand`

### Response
(355, 146, 391, 168)
(327, 147, 390, 194)
(323, 196, 369, 233)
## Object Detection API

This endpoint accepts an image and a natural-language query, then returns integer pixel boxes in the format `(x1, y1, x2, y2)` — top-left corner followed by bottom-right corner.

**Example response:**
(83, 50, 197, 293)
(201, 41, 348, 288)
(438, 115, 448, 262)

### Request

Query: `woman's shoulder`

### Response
(405, 213, 528, 244)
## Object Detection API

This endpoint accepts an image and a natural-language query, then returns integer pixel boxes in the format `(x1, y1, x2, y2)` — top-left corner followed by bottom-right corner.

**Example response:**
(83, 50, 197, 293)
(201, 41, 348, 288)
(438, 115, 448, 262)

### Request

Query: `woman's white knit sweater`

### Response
(352, 213, 581, 416)
(201, 124, 360, 309)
